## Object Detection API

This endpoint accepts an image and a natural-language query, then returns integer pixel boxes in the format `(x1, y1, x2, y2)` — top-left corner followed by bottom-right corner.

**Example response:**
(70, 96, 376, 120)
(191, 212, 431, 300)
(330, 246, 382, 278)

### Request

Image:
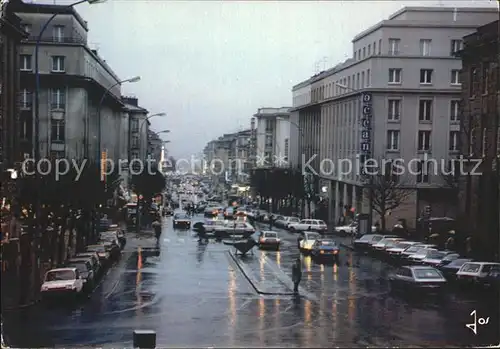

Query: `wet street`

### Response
(3, 215, 499, 348)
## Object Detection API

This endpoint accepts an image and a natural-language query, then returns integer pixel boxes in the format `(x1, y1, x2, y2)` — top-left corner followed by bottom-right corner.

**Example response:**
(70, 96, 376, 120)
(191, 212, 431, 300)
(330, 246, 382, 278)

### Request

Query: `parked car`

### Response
(310, 239, 340, 263)
(399, 244, 437, 263)
(389, 266, 447, 295)
(66, 258, 95, 291)
(483, 264, 500, 290)
(40, 268, 85, 300)
(204, 207, 221, 218)
(438, 258, 473, 281)
(385, 241, 420, 259)
(371, 237, 405, 253)
(173, 213, 191, 229)
(406, 248, 439, 265)
(298, 231, 321, 253)
(456, 262, 500, 287)
(75, 252, 101, 276)
(421, 250, 460, 267)
(284, 217, 301, 229)
(257, 231, 281, 251)
(335, 222, 376, 236)
(99, 231, 123, 250)
(289, 219, 327, 233)
(272, 216, 287, 228)
(353, 234, 384, 251)
(163, 206, 174, 216)
(85, 244, 111, 265)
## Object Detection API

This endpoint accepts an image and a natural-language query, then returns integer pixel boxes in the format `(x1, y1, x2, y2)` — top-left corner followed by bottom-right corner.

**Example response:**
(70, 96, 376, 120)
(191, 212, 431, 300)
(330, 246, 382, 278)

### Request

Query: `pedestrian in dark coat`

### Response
(292, 258, 302, 294)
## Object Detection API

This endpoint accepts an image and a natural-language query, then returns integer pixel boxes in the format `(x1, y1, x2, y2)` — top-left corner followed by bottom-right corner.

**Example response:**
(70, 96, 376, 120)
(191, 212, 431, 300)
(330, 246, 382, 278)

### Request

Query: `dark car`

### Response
(257, 231, 280, 251)
(483, 264, 500, 290)
(389, 266, 447, 295)
(85, 243, 118, 265)
(99, 230, 124, 250)
(438, 258, 473, 281)
(163, 206, 174, 216)
(310, 239, 340, 263)
(173, 213, 191, 229)
(66, 258, 95, 291)
(75, 252, 101, 276)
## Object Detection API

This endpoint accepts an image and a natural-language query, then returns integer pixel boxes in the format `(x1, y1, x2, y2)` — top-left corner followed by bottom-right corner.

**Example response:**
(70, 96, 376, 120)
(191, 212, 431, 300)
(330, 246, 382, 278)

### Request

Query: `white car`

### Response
(456, 262, 500, 284)
(40, 268, 84, 299)
(385, 241, 420, 256)
(407, 248, 438, 264)
(289, 219, 327, 233)
(334, 222, 376, 236)
(372, 237, 405, 252)
(298, 231, 321, 252)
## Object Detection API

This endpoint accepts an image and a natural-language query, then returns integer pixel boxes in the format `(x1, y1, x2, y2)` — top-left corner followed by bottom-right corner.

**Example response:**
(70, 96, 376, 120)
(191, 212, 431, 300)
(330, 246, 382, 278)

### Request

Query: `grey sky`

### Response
(38, 0, 497, 159)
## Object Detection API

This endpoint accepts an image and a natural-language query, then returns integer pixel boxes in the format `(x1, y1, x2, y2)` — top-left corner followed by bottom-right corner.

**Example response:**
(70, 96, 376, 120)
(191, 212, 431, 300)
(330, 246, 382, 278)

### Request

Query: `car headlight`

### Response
(333, 250, 338, 254)
(320, 250, 324, 254)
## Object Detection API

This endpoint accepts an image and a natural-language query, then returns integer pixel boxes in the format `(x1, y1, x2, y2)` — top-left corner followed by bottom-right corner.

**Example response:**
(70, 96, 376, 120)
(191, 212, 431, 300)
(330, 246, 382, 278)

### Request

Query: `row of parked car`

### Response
(39, 226, 126, 302)
(353, 234, 500, 292)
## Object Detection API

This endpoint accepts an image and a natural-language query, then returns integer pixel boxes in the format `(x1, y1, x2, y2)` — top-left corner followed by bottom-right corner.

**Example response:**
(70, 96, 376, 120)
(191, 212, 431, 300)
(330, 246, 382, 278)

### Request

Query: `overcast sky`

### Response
(36, 0, 497, 159)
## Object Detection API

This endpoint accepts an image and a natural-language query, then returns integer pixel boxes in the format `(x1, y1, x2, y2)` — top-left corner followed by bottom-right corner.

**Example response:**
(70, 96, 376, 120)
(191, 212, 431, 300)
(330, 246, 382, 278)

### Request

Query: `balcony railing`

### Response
(23, 36, 86, 45)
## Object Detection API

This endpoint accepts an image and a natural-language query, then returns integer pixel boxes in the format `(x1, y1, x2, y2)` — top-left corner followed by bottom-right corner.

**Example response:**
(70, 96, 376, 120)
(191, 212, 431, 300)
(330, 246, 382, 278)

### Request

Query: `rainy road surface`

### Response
(3, 215, 499, 348)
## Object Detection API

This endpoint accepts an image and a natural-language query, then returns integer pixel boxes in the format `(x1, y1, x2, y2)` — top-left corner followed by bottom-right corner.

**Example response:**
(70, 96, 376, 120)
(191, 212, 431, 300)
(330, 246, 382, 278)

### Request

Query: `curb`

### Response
(227, 250, 294, 296)
(2, 299, 39, 312)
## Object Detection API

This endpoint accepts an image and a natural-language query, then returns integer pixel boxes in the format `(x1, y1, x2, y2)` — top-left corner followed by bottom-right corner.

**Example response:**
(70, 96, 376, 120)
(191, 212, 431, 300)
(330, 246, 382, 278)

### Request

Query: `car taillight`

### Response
(320, 250, 324, 254)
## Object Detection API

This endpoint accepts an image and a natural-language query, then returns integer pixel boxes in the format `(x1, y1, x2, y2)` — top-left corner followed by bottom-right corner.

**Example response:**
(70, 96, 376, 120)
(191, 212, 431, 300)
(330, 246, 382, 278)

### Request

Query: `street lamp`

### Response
(139, 113, 166, 157)
(97, 76, 141, 161)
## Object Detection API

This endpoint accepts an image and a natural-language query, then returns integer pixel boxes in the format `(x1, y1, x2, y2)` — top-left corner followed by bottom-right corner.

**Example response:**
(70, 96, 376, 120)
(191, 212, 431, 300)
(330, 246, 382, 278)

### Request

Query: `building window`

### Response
(378, 39, 382, 54)
(51, 120, 65, 142)
(482, 63, 489, 94)
(373, 41, 376, 55)
(418, 130, 431, 151)
(384, 160, 399, 182)
(20, 54, 32, 71)
(386, 130, 400, 151)
(388, 99, 401, 121)
(416, 161, 430, 183)
(388, 38, 400, 55)
(356, 73, 360, 89)
(366, 69, 370, 86)
(131, 119, 139, 132)
(50, 88, 65, 109)
(368, 44, 371, 56)
(131, 151, 139, 159)
(420, 69, 433, 84)
(51, 56, 65, 72)
(388, 68, 401, 84)
(265, 135, 273, 147)
(361, 71, 365, 88)
(50, 151, 65, 159)
(419, 39, 431, 56)
(449, 131, 459, 151)
(451, 70, 461, 85)
(52, 25, 64, 42)
(450, 100, 459, 122)
(132, 135, 139, 148)
(450, 39, 463, 56)
(418, 99, 432, 121)
(20, 118, 31, 139)
(19, 89, 32, 109)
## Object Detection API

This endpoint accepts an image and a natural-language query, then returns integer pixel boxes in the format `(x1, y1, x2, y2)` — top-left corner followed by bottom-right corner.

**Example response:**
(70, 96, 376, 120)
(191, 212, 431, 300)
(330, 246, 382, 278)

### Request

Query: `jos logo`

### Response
(465, 310, 490, 335)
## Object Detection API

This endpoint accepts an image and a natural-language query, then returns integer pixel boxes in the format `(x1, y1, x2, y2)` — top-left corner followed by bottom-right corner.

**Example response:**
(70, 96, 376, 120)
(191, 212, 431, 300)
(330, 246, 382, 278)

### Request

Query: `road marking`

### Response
(104, 279, 120, 299)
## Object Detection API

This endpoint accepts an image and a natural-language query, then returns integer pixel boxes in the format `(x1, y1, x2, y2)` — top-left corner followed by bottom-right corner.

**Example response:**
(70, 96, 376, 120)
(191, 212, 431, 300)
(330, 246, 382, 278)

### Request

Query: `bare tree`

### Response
(365, 173, 413, 232)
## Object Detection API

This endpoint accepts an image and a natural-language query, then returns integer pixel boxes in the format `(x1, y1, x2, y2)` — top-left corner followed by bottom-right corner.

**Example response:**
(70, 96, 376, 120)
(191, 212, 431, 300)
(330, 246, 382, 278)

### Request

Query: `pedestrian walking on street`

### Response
(292, 258, 302, 295)
(152, 216, 162, 243)
(465, 236, 472, 257)
(269, 215, 274, 230)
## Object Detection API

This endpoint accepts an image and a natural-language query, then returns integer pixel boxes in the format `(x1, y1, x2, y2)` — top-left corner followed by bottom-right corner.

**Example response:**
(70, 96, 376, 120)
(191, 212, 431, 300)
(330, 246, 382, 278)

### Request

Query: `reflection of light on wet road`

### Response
(259, 298, 265, 345)
(276, 251, 281, 267)
(333, 264, 338, 282)
(228, 268, 236, 345)
(348, 254, 356, 324)
(304, 300, 312, 345)
(304, 256, 312, 281)
(320, 264, 325, 285)
(259, 254, 265, 282)
(274, 298, 280, 331)
(136, 247, 143, 317)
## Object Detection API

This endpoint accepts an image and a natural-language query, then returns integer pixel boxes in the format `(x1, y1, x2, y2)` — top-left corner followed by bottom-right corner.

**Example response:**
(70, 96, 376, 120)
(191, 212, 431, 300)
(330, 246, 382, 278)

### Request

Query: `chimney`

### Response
(122, 96, 138, 106)
(91, 49, 98, 55)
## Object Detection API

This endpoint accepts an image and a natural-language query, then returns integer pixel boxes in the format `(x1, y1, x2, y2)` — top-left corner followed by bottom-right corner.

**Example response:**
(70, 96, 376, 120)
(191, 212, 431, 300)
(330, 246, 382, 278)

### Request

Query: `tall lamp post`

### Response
(32, 0, 102, 302)
(96, 76, 140, 162)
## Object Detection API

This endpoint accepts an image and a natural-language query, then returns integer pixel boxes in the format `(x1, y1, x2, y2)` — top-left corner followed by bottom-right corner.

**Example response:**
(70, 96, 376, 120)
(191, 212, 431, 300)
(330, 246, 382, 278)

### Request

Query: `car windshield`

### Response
(405, 246, 421, 253)
(67, 263, 88, 273)
(358, 235, 374, 241)
(306, 233, 320, 240)
(264, 232, 278, 238)
(175, 214, 189, 219)
(319, 240, 335, 246)
(426, 251, 446, 259)
(372, 236, 383, 243)
(461, 263, 481, 273)
(394, 242, 412, 249)
(289, 217, 299, 222)
(384, 240, 399, 248)
(413, 268, 443, 279)
(46, 270, 76, 281)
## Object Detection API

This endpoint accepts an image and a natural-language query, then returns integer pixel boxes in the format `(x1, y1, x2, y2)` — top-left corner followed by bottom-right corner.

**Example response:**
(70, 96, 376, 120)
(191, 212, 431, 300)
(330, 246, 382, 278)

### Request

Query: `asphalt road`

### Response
(2, 214, 498, 348)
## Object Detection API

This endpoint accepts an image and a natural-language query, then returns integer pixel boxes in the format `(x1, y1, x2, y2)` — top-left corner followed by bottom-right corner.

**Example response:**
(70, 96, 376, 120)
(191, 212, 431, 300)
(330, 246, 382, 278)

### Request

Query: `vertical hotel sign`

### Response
(100, 150, 107, 182)
(360, 93, 372, 176)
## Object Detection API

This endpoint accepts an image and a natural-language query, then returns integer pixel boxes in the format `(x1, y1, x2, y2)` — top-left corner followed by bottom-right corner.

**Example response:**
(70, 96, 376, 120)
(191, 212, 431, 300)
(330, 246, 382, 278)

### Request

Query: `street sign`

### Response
(360, 92, 373, 179)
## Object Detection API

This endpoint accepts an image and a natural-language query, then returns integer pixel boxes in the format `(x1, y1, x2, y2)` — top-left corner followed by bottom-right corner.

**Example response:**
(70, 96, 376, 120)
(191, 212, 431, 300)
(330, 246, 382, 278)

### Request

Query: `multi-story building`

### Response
(147, 129, 162, 163)
(290, 6, 498, 228)
(12, 0, 128, 164)
(459, 19, 499, 258)
(228, 129, 251, 182)
(122, 97, 148, 161)
(0, 0, 27, 169)
(253, 107, 291, 168)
